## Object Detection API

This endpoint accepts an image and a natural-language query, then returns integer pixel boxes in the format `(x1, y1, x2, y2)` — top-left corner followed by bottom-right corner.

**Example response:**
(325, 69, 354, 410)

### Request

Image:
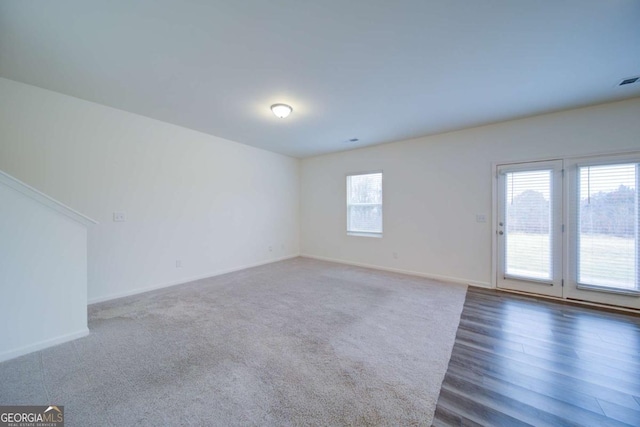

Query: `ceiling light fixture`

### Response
(271, 103, 292, 118)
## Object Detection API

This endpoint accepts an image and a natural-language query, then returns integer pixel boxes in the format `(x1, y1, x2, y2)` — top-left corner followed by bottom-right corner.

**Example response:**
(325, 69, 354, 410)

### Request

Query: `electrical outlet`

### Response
(113, 212, 126, 222)
(476, 214, 487, 223)
(268, 246, 273, 252)
(176, 260, 182, 268)
(393, 252, 398, 259)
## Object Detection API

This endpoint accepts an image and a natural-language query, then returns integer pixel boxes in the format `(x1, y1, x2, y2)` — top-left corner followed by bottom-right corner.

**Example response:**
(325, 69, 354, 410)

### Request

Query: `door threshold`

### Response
(494, 287, 640, 317)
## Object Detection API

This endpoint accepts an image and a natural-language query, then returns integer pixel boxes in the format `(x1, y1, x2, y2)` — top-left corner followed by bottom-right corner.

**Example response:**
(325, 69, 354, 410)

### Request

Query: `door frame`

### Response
(563, 152, 640, 310)
(491, 150, 640, 311)
(495, 159, 564, 297)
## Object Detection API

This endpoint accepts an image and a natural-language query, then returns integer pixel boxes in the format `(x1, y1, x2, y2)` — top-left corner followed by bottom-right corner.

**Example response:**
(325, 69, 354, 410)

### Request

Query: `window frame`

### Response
(346, 170, 383, 238)
(568, 155, 640, 296)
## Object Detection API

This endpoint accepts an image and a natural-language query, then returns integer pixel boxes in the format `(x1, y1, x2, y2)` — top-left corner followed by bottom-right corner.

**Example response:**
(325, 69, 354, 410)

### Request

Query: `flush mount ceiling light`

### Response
(271, 103, 292, 119)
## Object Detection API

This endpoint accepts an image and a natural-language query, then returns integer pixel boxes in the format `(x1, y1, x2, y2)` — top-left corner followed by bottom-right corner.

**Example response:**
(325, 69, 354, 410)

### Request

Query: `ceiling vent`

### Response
(619, 76, 639, 86)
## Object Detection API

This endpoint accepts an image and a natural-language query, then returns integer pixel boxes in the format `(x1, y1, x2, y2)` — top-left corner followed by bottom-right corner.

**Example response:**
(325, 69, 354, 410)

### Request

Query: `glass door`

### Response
(565, 155, 640, 310)
(497, 160, 563, 297)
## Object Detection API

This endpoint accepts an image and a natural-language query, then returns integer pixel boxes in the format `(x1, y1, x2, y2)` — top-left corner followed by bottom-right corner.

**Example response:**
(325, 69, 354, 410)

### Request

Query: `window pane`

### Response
(347, 173, 382, 204)
(348, 205, 382, 233)
(505, 170, 552, 280)
(347, 173, 382, 234)
(578, 164, 638, 290)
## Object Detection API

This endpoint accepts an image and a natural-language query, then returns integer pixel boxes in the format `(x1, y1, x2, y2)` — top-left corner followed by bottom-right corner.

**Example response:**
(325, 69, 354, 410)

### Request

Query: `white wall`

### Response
(301, 98, 640, 287)
(0, 77, 300, 303)
(0, 172, 92, 362)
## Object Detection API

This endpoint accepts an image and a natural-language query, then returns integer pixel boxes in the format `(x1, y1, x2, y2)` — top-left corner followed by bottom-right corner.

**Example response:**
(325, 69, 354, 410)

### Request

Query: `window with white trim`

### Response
(347, 172, 382, 236)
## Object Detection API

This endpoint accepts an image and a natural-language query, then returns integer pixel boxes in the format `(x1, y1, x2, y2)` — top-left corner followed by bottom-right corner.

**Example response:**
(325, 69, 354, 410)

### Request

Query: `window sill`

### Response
(347, 232, 382, 238)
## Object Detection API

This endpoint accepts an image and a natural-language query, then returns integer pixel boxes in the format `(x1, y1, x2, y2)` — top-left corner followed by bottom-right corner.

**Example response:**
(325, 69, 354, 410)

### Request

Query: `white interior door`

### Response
(497, 160, 563, 297)
(564, 155, 640, 310)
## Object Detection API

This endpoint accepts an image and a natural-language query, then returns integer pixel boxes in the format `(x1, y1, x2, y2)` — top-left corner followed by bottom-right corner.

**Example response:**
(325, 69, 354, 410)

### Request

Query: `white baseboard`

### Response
(88, 254, 300, 305)
(0, 328, 90, 363)
(300, 254, 491, 288)
(467, 281, 494, 289)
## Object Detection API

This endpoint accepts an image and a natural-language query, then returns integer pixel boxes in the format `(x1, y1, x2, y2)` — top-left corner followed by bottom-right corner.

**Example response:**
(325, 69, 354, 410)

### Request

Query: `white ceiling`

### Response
(1, 1, 639, 158)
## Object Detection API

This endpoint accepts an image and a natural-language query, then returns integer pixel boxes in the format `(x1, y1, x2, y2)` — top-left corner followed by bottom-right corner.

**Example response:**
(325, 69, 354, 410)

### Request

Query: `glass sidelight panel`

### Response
(578, 164, 639, 291)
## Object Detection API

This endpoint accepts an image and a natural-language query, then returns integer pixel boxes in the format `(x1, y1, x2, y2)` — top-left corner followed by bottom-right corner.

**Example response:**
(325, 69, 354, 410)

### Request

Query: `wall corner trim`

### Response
(0, 169, 97, 226)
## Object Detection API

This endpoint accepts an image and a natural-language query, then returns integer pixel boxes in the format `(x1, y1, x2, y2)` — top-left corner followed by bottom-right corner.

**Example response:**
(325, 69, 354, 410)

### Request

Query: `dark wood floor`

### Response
(432, 288, 640, 427)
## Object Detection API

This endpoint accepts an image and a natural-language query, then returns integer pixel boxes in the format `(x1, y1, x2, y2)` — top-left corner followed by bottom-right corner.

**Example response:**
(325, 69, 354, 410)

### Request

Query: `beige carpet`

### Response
(0, 258, 467, 426)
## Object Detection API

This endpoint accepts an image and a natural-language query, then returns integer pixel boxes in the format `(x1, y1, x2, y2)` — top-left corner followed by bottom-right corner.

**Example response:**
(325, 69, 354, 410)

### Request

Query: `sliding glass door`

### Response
(496, 153, 640, 310)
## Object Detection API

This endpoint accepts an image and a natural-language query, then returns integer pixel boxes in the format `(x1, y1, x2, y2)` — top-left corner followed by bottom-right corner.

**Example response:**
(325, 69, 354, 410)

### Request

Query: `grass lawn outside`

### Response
(506, 232, 637, 289)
